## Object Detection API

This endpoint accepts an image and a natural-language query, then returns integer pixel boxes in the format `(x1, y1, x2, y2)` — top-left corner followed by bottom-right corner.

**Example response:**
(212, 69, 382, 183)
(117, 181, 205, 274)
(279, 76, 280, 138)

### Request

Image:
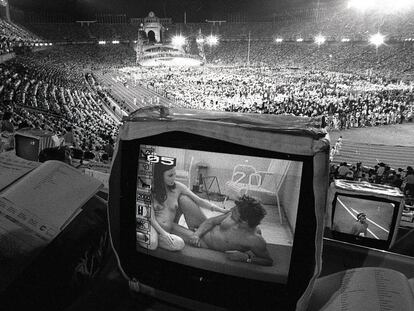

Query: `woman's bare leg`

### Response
(137, 225, 158, 250)
(176, 195, 207, 230)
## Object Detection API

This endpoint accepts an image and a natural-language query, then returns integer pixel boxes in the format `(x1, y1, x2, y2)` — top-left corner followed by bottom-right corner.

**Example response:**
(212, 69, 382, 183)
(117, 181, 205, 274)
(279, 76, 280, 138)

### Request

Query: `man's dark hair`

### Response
(356, 213, 366, 221)
(2, 111, 12, 121)
(235, 195, 266, 228)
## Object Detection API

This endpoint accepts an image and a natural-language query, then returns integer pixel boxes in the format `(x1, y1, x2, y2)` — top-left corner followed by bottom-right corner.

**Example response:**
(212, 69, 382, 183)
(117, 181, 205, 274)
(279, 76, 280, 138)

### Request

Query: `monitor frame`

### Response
(117, 131, 319, 310)
(330, 192, 402, 250)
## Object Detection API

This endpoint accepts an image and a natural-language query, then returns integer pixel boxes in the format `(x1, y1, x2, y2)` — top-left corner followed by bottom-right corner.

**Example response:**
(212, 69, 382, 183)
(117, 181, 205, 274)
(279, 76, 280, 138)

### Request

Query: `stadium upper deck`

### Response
(3, 1, 414, 44)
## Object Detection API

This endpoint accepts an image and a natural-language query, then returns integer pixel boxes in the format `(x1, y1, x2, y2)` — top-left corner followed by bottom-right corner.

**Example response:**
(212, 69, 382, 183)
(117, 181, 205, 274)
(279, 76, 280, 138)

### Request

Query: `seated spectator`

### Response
(360, 173, 369, 182)
(0, 111, 15, 152)
(38, 146, 72, 165)
(103, 137, 114, 159)
(63, 126, 78, 148)
(337, 162, 351, 179)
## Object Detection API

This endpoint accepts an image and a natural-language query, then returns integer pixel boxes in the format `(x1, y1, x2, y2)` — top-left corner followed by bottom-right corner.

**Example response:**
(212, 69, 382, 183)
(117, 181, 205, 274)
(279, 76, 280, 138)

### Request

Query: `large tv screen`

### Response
(135, 144, 303, 284)
(111, 108, 329, 311)
(115, 129, 323, 310)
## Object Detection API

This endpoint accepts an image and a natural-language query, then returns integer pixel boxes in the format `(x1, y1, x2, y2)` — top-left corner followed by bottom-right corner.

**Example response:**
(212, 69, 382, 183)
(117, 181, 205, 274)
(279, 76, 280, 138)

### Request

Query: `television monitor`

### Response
(15, 128, 57, 161)
(14, 134, 40, 161)
(328, 180, 405, 250)
(108, 106, 329, 311)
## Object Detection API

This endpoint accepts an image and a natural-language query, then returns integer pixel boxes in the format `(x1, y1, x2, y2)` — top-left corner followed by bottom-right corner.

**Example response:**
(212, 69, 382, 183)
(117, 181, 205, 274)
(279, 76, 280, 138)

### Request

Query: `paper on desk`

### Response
(0, 160, 103, 230)
(0, 197, 51, 292)
(0, 154, 40, 192)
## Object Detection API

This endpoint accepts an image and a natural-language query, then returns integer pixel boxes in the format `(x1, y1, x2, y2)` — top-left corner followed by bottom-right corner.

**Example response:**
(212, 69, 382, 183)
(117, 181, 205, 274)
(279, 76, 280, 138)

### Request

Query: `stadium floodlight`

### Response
(112, 40, 120, 44)
(98, 41, 106, 45)
(348, 0, 413, 13)
(171, 35, 186, 47)
(314, 35, 326, 45)
(206, 35, 219, 46)
(275, 38, 283, 43)
(369, 33, 385, 47)
(341, 38, 350, 42)
(296, 38, 304, 42)
(348, 0, 375, 11)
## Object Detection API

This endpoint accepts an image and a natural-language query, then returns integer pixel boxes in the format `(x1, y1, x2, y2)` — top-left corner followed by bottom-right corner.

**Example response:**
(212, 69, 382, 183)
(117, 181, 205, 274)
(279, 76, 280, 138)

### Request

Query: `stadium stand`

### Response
(0, 3, 413, 184)
(1, 17, 42, 55)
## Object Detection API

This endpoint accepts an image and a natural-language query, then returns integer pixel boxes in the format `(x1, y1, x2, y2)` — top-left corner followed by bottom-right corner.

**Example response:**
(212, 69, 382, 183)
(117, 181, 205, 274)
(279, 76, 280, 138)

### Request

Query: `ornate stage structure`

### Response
(135, 12, 204, 67)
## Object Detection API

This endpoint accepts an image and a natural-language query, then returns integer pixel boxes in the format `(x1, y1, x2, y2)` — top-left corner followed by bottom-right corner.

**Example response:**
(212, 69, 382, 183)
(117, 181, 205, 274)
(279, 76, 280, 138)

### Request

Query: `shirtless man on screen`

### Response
(174, 195, 274, 266)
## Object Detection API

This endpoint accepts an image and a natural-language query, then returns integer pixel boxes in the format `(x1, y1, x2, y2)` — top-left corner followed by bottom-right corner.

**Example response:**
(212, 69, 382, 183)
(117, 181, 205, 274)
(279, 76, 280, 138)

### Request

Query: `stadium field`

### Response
(329, 122, 414, 146)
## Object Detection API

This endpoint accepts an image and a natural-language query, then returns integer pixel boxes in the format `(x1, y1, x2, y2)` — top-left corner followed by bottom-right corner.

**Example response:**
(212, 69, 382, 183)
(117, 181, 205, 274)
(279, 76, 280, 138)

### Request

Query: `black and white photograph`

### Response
(1, 0, 414, 310)
(136, 145, 303, 282)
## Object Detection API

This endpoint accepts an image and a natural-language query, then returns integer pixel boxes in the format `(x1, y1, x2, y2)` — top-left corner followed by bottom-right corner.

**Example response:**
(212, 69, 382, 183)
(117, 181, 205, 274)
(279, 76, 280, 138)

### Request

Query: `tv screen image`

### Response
(332, 195, 394, 240)
(328, 180, 405, 250)
(135, 145, 302, 284)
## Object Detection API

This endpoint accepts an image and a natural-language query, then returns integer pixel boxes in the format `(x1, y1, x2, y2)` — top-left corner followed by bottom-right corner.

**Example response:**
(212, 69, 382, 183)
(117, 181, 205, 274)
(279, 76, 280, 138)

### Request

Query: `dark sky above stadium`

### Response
(9, 0, 337, 21)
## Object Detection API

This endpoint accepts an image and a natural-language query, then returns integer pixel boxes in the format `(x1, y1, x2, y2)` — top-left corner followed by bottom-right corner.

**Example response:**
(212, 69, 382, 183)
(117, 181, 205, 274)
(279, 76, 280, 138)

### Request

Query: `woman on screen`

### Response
(142, 161, 228, 251)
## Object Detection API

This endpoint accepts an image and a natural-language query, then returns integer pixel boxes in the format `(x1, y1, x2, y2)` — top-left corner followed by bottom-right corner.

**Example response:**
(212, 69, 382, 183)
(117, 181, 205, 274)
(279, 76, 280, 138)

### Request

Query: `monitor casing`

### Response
(108, 106, 330, 311)
(326, 179, 405, 250)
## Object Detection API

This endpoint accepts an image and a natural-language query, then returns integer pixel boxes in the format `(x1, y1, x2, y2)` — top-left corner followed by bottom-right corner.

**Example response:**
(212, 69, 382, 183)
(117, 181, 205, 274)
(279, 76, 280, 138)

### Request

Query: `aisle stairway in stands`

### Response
(333, 140, 414, 169)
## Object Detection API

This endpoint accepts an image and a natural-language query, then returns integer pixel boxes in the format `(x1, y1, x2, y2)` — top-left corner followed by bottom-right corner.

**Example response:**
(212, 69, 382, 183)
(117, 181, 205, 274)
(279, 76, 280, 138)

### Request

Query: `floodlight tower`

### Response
(369, 32, 385, 63)
(314, 34, 326, 47)
(171, 35, 186, 47)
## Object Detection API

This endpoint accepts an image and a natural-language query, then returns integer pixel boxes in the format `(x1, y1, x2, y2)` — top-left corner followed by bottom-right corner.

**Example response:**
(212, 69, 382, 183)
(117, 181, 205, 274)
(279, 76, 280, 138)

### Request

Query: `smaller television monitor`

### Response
(328, 180, 405, 250)
(15, 128, 57, 161)
(15, 134, 40, 161)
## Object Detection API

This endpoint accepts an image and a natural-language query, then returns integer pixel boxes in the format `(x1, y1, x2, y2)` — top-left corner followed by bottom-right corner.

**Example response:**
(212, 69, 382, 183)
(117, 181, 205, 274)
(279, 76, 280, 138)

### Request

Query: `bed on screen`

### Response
(139, 243, 290, 283)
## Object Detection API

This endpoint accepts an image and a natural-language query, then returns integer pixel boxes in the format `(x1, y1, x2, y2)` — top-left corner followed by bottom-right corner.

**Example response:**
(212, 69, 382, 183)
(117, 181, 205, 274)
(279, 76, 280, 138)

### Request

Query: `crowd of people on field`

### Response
(127, 65, 414, 131)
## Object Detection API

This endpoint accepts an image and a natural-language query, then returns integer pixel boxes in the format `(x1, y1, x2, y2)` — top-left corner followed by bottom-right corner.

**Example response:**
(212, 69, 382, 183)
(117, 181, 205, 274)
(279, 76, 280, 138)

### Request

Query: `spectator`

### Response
(63, 126, 78, 148)
(0, 111, 15, 152)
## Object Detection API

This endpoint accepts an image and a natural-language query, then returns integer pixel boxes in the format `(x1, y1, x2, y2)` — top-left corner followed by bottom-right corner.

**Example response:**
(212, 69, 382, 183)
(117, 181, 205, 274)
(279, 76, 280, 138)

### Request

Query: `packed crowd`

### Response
(205, 41, 414, 79)
(9, 3, 414, 42)
(0, 17, 41, 55)
(13, 3, 414, 44)
(330, 160, 414, 197)
(1, 9, 414, 161)
(0, 57, 119, 157)
(163, 4, 414, 41)
(129, 65, 413, 131)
